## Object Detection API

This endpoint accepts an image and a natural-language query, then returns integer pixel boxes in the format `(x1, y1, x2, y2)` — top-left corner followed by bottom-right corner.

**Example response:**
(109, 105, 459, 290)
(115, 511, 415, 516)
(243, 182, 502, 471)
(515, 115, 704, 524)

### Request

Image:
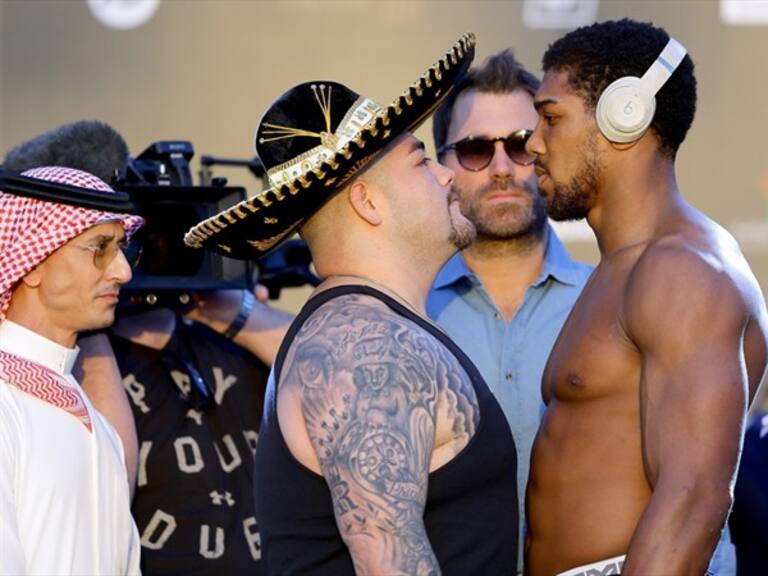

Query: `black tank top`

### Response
(254, 285, 518, 575)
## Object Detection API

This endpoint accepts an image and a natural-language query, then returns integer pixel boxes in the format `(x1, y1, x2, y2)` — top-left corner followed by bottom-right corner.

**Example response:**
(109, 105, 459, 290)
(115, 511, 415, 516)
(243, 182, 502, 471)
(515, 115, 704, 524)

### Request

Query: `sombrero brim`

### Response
(185, 32, 476, 260)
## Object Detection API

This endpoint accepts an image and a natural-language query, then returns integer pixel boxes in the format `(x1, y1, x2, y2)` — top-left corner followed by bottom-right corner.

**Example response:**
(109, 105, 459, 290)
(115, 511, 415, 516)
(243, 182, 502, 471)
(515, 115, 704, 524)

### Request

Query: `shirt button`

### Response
(494, 312, 501, 320)
(505, 372, 513, 381)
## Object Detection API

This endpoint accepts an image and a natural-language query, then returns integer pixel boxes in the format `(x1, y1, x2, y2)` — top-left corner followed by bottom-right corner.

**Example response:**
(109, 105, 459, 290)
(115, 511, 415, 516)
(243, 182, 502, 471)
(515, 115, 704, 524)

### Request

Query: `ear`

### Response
(347, 179, 383, 226)
(20, 265, 43, 288)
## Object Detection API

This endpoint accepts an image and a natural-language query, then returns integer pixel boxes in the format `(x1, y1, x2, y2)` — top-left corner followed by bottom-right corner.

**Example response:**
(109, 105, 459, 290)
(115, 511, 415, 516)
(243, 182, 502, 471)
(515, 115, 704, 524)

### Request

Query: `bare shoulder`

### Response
(624, 225, 762, 347)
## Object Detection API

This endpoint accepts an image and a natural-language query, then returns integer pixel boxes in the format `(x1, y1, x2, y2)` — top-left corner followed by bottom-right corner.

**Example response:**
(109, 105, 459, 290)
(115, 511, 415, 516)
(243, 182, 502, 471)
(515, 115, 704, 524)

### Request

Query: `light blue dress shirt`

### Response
(427, 226, 593, 567)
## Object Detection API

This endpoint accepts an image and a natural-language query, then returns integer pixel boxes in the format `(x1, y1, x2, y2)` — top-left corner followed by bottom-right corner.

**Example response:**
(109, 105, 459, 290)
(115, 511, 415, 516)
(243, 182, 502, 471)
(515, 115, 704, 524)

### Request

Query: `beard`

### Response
(454, 177, 547, 242)
(447, 200, 477, 250)
(544, 137, 600, 222)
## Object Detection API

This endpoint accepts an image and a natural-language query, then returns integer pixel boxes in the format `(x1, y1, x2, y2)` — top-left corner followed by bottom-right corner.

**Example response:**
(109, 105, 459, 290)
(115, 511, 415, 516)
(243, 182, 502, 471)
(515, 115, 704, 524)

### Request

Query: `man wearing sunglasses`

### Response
(428, 49, 593, 574)
(0, 166, 143, 575)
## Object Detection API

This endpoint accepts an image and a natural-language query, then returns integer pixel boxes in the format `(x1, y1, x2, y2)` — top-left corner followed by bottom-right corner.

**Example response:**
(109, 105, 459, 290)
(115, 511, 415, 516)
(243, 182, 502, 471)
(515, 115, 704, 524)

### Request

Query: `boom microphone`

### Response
(2, 120, 130, 183)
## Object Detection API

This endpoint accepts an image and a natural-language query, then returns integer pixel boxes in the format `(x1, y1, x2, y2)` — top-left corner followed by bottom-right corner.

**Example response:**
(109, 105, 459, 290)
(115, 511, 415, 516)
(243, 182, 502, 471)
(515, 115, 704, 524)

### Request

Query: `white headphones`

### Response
(595, 37, 687, 143)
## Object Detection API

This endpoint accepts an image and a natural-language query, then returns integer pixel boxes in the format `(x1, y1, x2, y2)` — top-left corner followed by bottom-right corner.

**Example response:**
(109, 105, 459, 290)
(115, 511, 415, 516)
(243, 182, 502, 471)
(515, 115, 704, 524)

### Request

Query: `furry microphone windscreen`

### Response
(2, 120, 130, 183)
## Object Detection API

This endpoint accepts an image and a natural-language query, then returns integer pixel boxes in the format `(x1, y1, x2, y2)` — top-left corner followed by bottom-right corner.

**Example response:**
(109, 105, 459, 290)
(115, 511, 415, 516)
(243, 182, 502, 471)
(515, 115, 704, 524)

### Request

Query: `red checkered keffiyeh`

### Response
(0, 166, 143, 431)
(0, 166, 143, 320)
(0, 350, 93, 431)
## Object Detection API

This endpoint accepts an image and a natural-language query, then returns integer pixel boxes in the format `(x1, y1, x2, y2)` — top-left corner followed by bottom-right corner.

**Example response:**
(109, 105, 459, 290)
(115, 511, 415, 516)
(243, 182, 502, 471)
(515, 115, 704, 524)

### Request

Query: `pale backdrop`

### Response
(2, 0, 767, 315)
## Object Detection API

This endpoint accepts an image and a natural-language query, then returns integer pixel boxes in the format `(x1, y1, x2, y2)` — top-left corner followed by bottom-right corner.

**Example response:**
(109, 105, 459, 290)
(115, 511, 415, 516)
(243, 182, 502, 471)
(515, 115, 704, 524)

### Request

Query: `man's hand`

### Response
(183, 287, 293, 366)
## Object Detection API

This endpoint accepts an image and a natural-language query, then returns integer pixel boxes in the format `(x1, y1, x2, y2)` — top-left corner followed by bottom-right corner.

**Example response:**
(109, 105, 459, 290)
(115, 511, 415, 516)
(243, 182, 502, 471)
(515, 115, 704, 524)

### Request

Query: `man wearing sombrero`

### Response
(187, 34, 518, 574)
(0, 167, 142, 574)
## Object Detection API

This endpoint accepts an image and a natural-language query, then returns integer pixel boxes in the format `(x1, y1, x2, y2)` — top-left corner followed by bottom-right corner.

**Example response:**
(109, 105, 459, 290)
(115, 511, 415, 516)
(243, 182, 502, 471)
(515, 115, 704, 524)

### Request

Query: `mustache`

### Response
(479, 178, 538, 197)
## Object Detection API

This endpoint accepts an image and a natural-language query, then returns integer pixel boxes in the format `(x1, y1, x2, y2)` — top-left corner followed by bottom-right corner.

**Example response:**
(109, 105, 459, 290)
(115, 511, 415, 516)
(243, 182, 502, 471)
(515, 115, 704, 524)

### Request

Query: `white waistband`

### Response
(557, 554, 626, 576)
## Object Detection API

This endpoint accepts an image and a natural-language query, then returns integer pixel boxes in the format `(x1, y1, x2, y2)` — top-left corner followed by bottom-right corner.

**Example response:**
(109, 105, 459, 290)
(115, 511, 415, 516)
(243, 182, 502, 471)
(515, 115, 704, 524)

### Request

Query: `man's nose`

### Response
(107, 248, 133, 285)
(526, 122, 545, 158)
(434, 160, 455, 188)
(488, 140, 515, 179)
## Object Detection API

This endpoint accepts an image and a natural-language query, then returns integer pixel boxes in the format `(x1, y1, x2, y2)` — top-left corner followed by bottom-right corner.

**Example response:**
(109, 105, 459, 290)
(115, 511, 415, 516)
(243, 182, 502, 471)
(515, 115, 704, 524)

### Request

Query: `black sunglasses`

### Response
(438, 129, 534, 171)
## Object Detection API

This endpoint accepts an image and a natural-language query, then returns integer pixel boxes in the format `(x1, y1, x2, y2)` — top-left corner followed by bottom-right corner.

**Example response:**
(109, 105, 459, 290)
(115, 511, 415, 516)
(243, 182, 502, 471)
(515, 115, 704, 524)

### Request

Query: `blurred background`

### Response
(2, 0, 767, 310)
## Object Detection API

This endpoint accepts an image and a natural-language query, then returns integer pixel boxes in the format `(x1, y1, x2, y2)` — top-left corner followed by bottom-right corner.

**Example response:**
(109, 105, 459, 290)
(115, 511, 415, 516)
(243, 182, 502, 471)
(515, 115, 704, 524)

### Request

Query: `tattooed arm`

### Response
(281, 295, 446, 575)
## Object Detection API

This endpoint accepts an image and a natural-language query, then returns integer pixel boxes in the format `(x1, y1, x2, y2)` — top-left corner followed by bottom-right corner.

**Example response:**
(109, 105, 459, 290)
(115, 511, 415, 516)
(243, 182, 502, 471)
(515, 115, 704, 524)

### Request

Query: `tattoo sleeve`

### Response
(282, 294, 478, 575)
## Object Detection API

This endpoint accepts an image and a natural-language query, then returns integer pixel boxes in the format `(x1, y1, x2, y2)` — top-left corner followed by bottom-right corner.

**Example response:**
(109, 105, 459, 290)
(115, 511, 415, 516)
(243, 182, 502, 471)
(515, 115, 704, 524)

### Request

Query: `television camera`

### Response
(116, 140, 319, 310)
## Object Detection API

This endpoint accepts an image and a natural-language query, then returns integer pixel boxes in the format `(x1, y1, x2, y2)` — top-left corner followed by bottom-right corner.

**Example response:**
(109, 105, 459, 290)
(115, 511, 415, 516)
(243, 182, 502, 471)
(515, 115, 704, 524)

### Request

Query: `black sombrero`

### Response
(184, 32, 476, 260)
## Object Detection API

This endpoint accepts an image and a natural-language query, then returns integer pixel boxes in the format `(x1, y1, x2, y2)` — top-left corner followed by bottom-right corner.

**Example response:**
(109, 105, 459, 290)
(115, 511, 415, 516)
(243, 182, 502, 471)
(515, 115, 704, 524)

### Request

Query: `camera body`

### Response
(116, 140, 318, 310)
(116, 141, 256, 310)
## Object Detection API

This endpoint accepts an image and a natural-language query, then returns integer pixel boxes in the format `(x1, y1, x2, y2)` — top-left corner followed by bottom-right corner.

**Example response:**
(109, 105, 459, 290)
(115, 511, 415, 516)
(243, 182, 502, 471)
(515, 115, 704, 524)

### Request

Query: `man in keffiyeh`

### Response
(0, 166, 144, 575)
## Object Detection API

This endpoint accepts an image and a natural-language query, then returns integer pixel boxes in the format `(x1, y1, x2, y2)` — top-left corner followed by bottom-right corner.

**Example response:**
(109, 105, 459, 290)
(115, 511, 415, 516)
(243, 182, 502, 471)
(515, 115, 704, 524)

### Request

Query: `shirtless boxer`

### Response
(525, 19, 768, 576)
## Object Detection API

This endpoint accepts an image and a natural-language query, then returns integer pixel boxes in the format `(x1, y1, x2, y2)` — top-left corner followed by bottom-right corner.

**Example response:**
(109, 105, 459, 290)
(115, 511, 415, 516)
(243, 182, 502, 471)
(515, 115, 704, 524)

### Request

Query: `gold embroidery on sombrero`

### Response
(246, 220, 302, 252)
(184, 191, 272, 248)
(265, 97, 381, 190)
(259, 124, 322, 144)
(222, 211, 238, 224)
(259, 83, 339, 147)
(313, 84, 339, 149)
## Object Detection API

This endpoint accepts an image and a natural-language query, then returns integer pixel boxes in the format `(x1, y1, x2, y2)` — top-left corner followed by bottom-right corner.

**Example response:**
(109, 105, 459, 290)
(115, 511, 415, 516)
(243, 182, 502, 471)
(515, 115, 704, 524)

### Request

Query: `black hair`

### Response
(542, 18, 697, 157)
(432, 49, 540, 152)
(3, 120, 129, 182)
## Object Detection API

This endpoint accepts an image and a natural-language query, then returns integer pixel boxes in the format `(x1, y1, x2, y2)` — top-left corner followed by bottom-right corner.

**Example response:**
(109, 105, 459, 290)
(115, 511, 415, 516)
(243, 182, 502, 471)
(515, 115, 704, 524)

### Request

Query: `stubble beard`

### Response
(454, 178, 548, 244)
(447, 201, 477, 250)
(546, 137, 601, 222)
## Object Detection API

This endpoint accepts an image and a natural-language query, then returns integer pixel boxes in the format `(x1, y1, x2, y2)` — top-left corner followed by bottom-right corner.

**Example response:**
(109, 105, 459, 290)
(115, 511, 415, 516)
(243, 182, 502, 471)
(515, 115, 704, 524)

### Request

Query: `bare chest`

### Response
(543, 265, 640, 404)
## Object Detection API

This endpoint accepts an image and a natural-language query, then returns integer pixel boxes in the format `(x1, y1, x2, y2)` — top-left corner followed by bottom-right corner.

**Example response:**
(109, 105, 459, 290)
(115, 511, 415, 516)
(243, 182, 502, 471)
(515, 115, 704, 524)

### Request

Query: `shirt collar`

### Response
(536, 226, 586, 287)
(0, 320, 80, 376)
(432, 224, 584, 290)
(433, 248, 475, 290)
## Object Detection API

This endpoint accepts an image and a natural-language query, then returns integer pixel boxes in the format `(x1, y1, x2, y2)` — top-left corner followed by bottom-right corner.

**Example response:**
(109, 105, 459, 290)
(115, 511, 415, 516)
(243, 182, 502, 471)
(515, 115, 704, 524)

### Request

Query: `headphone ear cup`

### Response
(596, 76, 656, 143)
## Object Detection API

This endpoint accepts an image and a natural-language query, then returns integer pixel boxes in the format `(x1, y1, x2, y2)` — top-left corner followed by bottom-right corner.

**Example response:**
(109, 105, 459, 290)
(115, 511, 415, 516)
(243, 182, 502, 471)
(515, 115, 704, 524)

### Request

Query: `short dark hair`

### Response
(3, 120, 129, 182)
(542, 18, 697, 157)
(432, 49, 540, 151)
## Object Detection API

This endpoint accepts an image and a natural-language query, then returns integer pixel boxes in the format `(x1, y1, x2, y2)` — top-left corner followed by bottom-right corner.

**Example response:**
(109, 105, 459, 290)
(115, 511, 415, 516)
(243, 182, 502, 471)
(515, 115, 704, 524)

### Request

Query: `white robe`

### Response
(0, 320, 141, 575)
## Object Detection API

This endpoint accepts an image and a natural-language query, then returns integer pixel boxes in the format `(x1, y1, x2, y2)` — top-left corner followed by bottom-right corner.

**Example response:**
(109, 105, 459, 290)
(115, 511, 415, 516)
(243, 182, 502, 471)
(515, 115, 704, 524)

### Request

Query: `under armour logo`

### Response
(186, 409, 203, 425)
(209, 490, 235, 507)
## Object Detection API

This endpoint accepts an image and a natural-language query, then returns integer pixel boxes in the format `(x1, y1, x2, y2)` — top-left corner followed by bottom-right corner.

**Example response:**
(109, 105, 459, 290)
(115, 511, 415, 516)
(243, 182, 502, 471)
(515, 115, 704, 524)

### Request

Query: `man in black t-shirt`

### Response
(111, 313, 270, 575)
